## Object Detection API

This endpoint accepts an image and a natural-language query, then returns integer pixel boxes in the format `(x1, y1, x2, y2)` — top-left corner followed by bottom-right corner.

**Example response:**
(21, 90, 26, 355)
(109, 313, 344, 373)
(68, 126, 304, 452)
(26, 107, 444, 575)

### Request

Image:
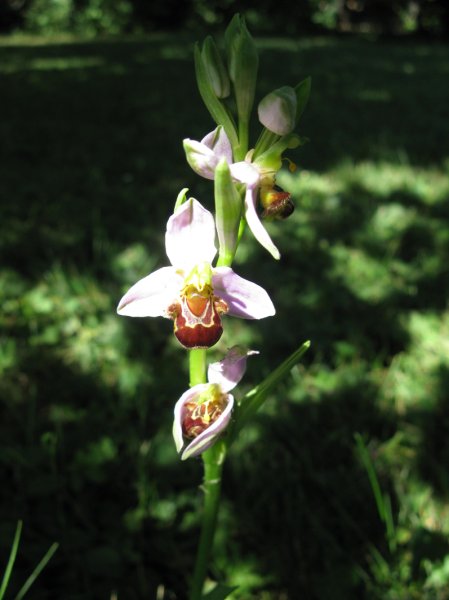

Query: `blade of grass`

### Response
(354, 433, 386, 523)
(0, 520, 23, 600)
(355, 433, 396, 553)
(14, 542, 59, 600)
(383, 492, 397, 553)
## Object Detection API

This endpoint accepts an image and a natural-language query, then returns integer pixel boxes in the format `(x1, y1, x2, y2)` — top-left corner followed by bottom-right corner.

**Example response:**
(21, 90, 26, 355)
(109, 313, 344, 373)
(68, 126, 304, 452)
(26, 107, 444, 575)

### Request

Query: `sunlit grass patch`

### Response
(281, 160, 449, 206)
(330, 244, 412, 302)
(382, 311, 449, 413)
(1, 265, 151, 397)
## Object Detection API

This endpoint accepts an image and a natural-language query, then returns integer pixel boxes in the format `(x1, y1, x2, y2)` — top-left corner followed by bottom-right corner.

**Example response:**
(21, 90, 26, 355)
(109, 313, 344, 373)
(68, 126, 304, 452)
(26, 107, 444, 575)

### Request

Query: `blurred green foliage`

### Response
(1, 0, 449, 37)
(23, 0, 133, 36)
(1, 30, 449, 600)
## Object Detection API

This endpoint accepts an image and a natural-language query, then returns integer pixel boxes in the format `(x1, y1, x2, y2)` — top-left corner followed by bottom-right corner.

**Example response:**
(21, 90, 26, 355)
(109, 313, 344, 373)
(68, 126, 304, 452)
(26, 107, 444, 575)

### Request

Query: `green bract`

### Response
(214, 158, 242, 265)
(224, 14, 258, 156)
(201, 36, 230, 99)
(254, 133, 302, 174)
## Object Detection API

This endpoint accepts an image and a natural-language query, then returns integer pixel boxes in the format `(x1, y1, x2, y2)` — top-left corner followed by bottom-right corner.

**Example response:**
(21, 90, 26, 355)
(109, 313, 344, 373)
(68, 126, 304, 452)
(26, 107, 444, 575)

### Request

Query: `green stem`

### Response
(189, 441, 226, 600)
(216, 251, 233, 268)
(233, 118, 249, 162)
(189, 349, 207, 387)
(189, 156, 245, 597)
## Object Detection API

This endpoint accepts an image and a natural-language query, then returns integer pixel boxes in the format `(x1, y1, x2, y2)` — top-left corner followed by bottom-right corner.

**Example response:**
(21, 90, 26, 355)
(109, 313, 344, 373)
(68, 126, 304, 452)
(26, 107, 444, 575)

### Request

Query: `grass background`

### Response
(1, 31, 449, 599)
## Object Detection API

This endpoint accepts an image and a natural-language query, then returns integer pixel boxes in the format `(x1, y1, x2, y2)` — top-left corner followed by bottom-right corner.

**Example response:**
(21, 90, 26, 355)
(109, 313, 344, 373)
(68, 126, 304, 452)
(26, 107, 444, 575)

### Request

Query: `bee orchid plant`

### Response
(117, 14, 311, 600)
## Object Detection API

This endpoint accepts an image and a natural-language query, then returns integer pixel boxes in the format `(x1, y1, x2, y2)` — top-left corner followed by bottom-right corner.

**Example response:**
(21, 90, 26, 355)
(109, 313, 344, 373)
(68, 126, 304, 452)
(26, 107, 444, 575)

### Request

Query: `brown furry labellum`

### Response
(168, 287, 228, 349)
(182, 394, 228, 438)
(260, 185, 295, 220)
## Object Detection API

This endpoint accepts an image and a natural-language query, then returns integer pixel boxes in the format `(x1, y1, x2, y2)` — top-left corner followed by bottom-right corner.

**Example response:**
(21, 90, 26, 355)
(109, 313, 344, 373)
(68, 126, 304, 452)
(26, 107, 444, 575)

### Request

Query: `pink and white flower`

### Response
(117, 198, 275, 348)
(184, 128, 299, 260)
(173, 347, 258, 459)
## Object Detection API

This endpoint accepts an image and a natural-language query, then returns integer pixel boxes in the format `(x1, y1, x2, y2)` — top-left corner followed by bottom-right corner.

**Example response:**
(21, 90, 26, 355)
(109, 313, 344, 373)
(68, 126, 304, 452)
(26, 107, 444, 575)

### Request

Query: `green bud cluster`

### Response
(194, 13, 311, 166)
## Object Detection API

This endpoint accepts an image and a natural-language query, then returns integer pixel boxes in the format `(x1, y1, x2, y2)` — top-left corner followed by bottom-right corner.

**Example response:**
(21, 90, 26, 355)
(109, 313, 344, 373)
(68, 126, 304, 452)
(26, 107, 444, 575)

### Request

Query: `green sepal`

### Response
(254, 133, 301, 173)
(202, 583, 238, 600)
(174, 187, 189, 212)
(227, 340, 311, 444)
(252, 127, 280, 160)
(215, 158, 242, 266)
(194, 42, 238, 148)
(295, 76, 311, 125)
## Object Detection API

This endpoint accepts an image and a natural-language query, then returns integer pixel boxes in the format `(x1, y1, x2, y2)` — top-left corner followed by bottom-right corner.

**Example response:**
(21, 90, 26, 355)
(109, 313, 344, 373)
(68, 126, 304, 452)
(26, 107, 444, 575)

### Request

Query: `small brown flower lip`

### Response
(172, 294, 228, 349)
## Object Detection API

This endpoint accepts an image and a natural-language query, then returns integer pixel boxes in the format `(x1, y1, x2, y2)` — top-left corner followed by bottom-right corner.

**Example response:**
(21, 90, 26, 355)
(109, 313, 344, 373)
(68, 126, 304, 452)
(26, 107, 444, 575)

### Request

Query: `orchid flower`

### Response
(117, 198, 275, 349)
(184, 127, 299, 260)
(173, 347, 258, 459)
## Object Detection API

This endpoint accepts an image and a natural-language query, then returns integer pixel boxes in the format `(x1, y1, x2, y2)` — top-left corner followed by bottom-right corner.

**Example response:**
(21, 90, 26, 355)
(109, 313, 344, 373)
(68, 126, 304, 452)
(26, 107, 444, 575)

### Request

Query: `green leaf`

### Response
(202, 583, 238, 600)
(228, 340, 310, 443)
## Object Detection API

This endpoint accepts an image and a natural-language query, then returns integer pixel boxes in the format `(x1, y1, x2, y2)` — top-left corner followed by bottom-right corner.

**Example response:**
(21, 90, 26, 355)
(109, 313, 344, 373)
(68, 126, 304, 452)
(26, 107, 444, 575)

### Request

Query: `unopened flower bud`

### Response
(201, 36, 230, 99)
(258, 86, 297, 136)
(224, 14, 258, 125)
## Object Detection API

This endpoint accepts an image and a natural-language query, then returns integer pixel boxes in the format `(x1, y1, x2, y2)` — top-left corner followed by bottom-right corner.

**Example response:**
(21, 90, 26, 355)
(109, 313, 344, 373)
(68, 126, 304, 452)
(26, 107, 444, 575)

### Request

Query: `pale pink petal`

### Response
(244, 188, 281, 260)
(172, 384, 210, 454)
(183, 138, 218, 180)
(181, 395, 234, 460)
(201, 127, 233, 163)
(212, 267, 276, 319)
(183, 128, 233, 180)
(117, 266, 182, 317)
(208, 347, 259, 393)
(165, 198, 217, 270)
(230, 161, 260, 187)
